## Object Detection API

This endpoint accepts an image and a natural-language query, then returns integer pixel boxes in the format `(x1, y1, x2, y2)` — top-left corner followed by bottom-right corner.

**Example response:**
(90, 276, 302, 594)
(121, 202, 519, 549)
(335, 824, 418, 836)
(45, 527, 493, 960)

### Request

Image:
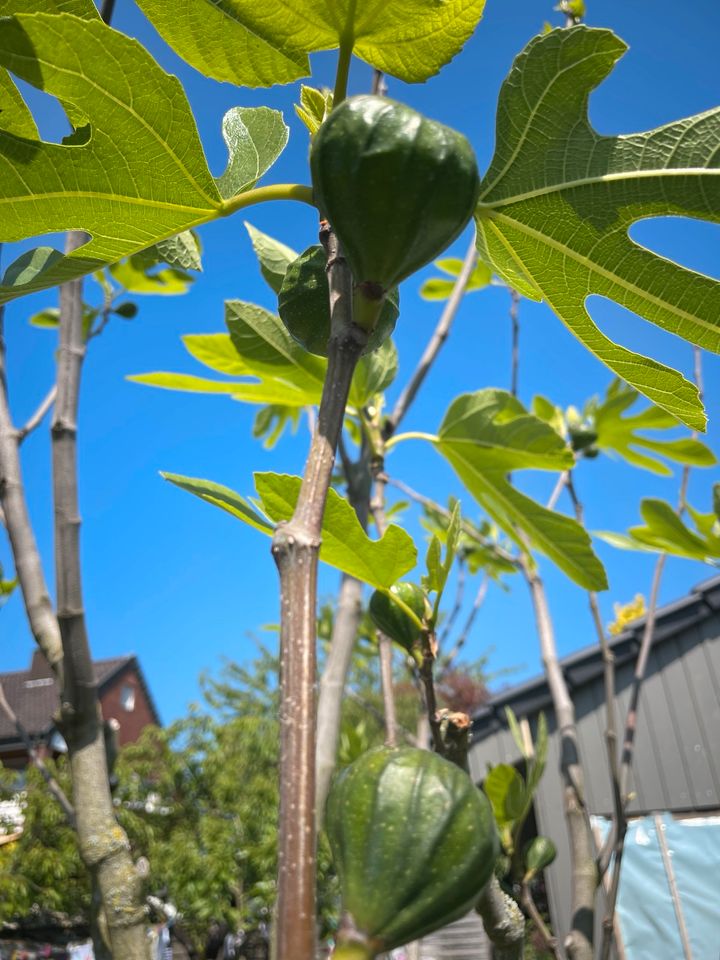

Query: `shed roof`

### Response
(471, 573, 720, 743)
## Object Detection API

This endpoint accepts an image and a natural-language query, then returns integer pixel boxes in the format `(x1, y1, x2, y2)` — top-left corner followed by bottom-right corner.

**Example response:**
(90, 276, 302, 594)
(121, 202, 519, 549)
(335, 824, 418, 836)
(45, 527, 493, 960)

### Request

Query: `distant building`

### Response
(0, 649, 160, 770)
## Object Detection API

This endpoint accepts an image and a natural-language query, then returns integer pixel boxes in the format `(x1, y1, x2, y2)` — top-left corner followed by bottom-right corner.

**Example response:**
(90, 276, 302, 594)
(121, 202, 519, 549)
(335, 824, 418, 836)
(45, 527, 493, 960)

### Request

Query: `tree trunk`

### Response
(52, 232, 147, 959)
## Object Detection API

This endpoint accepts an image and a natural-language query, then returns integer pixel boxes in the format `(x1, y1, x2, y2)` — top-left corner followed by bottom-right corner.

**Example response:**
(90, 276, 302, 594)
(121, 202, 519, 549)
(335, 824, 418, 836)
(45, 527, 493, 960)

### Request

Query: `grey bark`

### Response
(525, 565, 596, 960)
(316, 572, 365, 824)
(0, 298, 64, 680)
(52, 232, 147, 959)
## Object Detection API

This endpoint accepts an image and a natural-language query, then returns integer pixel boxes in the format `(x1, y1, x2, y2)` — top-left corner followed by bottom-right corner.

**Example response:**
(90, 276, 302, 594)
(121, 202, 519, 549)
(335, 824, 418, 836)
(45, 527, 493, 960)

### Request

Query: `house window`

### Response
(120, 684, 135, 712)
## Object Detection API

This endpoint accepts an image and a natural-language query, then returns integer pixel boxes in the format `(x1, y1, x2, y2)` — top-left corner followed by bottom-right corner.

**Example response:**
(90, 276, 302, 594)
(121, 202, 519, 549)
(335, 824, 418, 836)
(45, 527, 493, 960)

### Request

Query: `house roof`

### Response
(471, 573, 720, 742)
(0, 653, 160, 746)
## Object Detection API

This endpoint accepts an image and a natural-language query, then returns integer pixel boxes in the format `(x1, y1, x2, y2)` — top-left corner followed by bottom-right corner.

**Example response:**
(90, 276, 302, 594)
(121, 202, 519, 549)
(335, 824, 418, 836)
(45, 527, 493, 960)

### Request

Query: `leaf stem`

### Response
(383, 430, 437, 451)
(220, 183, 315, 218)
(333, 3, 357, 107)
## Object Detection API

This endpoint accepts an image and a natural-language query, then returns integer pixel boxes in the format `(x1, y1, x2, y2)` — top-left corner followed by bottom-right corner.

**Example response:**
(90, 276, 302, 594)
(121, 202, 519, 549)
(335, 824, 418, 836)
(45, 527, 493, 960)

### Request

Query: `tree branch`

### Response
(475, 878, 525, 960)
(52, 232, 147, 958)
(522, 560, 596, 960)
(17, 384, 57, 445)
(509, 289, 520, 399)
(386, 237, 477, 437)
(564, 473, 623, 885)
(369, 466, 399, 747)
(0, 280, 64, 678)
(0, 681, 76, 828)
(601, 346, 704, 959)
(316, 453, 371, 824)
(272, 224, 367, 960)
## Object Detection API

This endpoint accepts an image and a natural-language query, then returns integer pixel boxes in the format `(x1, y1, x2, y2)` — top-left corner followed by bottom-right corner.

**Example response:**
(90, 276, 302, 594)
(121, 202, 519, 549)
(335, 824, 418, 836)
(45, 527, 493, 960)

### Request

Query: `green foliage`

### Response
(573, 380, 716, 474)
(476, 26, 720, 429)
(134, 0, 487, 87)
(0, 13, 287, 304)
(326, 746, 499, 956)
(484, 710, 548, 865)
(600, 493, 720, 563)
(245, 222, 298, 294)
(162, 471, 417, 589)
(433, 389, 607, 589)
(278, 245, 398, 356)
(419, 257, 492, 301)
(0, 762, 89, 922)
(0, 563, 16, 606)
(295, 86, 334, 136)
(131, 298, 390, 411)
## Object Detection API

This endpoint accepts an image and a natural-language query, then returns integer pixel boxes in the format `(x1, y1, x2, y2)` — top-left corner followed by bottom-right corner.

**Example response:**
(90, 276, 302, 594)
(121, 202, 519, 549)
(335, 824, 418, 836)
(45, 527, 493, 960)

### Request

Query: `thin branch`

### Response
(565, 473, 622, 883)
(0, 284, 64, 677)
(371, 69, 387, 97)
(272, 223, 366, 960)
(17, 385, 57, 445)
(522, 559, 596, 960)
(384, 475, 517, 568)
(99, 0, 116, 23)
(509, 289, 520, 399)
(520, 882, 561, 960)
(442, 575, 489, 670)
(316, 449, 371, 824)
(386, 237, 477, 437)
(369, 464, 399, 747)
(0, 681, 76, 828)
(546, 469, 570, 512)
(418, 631, 444, 754)
(601, 346, 704, 960)
(346, 689, 419, 747)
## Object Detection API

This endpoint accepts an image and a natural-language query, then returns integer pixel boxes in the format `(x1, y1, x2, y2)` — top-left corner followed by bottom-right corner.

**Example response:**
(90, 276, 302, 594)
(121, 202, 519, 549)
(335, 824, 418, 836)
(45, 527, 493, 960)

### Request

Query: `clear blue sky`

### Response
(2, 0, 719, 723)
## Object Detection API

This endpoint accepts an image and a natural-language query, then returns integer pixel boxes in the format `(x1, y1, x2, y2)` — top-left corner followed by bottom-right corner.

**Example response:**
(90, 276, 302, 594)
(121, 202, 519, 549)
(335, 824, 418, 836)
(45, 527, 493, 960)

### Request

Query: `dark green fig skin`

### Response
(327, 746, 500, 955)
(310, 95, 480, 292)
(278, 245, 398, 357)
(524, 835, 557, 874)
(368, 582, 426, 652)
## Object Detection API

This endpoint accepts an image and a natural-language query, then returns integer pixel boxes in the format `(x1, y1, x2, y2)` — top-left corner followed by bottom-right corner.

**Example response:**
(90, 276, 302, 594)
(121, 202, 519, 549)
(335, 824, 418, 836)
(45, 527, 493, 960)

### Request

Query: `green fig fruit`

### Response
(327, 746, 499, 959)
(523, 835, 557, 879)
(310, 95, 479, 304)
(368, 582, 427, 653)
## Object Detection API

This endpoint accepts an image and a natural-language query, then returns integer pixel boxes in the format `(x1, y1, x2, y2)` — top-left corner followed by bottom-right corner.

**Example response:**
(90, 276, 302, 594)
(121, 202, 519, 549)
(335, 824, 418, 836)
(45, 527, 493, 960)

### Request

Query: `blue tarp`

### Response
(595, 813, 720, 959)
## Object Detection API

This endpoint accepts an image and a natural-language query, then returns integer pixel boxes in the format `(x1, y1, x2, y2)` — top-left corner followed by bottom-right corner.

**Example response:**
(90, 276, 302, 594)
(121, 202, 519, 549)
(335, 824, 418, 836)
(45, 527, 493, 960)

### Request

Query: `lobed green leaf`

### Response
(476, 27, 720, 429)
(135, 0, 487, 88)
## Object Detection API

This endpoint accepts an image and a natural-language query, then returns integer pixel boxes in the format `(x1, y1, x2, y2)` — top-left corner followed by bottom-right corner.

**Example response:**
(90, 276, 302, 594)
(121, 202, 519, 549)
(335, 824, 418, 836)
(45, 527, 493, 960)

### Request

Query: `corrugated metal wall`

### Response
(468, 607, 720, 946)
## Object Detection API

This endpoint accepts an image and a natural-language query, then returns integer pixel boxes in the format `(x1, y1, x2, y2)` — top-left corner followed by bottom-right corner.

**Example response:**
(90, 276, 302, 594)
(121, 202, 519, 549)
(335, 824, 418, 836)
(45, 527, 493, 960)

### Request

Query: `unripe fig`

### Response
(278, 245, 398, 356)
(310, 96, 479, 312)
(523, 835, 557, 879)
(368, 582, 427, 653)
(327, 746, 499, 959)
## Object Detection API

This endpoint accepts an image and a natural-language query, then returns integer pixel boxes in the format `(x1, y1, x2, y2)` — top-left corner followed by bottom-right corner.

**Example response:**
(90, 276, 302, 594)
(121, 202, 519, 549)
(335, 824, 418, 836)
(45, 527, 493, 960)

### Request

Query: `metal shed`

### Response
(467, 574, 720, 957)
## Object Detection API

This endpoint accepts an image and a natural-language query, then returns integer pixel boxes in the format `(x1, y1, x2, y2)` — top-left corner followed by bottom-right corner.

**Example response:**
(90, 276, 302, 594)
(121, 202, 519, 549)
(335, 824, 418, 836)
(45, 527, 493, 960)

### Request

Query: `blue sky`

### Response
(1, 0, 719, 723)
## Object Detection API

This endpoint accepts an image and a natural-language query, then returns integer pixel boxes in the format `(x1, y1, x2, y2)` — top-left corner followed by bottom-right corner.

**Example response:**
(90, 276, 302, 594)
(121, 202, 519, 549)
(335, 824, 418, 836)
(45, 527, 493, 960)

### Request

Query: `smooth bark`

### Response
(52, 232, 147, 959)
(0, 301, 64, 679)
(525, 565, 596, 960)
(272, 225, 366, 960)
(316, 572, 365, 823)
